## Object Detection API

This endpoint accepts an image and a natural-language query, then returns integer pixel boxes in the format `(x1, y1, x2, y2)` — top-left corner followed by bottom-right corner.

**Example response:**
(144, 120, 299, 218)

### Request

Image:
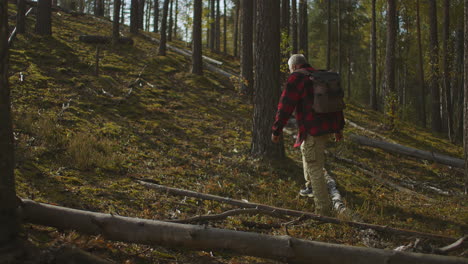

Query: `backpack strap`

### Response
(293, 68, 313, 76)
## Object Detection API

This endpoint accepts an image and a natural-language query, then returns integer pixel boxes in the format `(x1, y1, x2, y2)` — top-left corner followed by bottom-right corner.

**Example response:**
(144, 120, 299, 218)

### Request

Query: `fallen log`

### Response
(140, 34, 236, 78)
(78, 35, 134, 45)
(349, 134, 464, 168)
(137, 179, 458, 242)
(20, 199, 467, 264)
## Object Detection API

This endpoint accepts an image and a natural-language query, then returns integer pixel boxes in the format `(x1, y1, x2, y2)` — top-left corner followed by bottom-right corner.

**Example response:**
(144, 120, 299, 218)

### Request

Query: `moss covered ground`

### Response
(6, 5, 467, 263)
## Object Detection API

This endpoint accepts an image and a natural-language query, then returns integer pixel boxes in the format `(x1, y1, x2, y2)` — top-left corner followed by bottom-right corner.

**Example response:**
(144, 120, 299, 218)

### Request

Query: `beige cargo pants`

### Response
(300, 134, 332, 216)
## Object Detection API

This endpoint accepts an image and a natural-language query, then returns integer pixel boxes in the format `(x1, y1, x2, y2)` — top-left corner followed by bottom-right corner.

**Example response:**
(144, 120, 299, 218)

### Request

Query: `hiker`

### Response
(271, 54, 345, 216)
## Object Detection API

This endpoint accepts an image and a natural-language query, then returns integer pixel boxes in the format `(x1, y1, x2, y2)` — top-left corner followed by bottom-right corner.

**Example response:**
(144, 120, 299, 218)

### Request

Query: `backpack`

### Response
(295, 69, 346, 113)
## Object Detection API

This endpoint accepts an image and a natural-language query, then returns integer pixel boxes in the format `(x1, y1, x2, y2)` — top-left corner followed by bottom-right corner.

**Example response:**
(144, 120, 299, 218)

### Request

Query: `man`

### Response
(271, 54, 345, 216)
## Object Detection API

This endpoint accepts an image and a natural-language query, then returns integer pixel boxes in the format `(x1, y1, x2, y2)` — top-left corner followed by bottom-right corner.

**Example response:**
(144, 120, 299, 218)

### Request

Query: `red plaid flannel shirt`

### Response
(272, 65, 345, 147)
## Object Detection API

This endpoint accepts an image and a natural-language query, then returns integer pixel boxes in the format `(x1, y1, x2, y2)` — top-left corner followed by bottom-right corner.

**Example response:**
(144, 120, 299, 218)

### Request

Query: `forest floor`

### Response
(6, 4, 468, 264)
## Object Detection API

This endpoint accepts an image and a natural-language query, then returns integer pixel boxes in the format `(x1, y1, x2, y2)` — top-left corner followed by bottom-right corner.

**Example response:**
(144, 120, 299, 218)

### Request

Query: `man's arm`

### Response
(271, 74, 301, 141)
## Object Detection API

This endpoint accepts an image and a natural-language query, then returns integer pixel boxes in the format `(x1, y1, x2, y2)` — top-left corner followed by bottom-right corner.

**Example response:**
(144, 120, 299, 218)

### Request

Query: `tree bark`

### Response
(291, 0, 297, 54)
(455, 18, 464, 143)
(416, 0, 426, 127)
(326, 0, 331, 70)
(209, 0, 215, 51)
(173, 0, 178, 39)
(215, 0, 220, 52)
(112, 0, 121, 44)
(429, 0, 442, 133)
(233, 0, 239, 57)
(191, 0, 203, 75)
(337, 0, 341, 74)
(0, 0, 19, 245)
(95, 0, 104, 16)
(223, 0, 227, 54)
(130, 0, 139, 33)
(16, 0, 26, 34)
(464, 0, 468, 194)
(281, 0, 289, 36)
(36, 0, 52, 35)
(370, 0, 377, 110)
(240, 0, 253, 97)
(443, 0, 453, 141)
(252, 0, 284, 158)
(158, 0, 169, 55)
(168, 0, 173, 41)
(384, 0, 396, 127)
(298, 0, 308, 59)
(20, 200, 466, 264)
(120, 0, 125, 25)
(138, 0, 146, 29)
(153, 0, 159, 32)
(349, 134, 464, 168)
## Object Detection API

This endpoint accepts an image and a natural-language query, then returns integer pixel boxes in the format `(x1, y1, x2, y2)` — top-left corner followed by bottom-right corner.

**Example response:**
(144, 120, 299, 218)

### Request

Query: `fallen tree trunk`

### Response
(20, 199, 467, 264)
(140, 34, 236, 78)
(349, 134, 464, 168)
(78, 35, 134, 45)
(137, 180, 458, 242)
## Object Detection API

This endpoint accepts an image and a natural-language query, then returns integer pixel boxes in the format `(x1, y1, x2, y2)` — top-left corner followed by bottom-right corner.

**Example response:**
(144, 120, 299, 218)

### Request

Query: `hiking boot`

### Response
(299, 187, 314, 197)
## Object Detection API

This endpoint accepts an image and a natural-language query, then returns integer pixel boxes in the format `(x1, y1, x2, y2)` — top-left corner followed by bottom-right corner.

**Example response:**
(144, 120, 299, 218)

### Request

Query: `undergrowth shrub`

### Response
(67, 131, 123, 171)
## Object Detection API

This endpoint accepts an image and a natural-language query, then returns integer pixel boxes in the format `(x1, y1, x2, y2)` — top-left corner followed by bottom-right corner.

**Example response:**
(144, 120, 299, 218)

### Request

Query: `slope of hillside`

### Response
(7, 6, 467, 263)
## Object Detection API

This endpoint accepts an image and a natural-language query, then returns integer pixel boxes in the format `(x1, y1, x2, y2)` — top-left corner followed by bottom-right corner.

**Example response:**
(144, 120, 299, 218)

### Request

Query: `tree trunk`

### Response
(168, 0, 173, 41)
(191, 0, 203, 75)
(416, 0, 426, 127)
(370, 0, 377, 110)
(130, 0, 139, 33)
(251, 0, 284, 158)
(36, 0, 52, 35)
(158, 0, 169, 55)
(153, 0, 158, 32)
(384, 0, 396, 128)
(95, 0, 104, 16)
(20, 200, 466, 264)
(223, 0, 227, 54)
(337, 0, 341, 74)
(215, 0, 220, 52)
(112, 0, 121, 44)
(298, 0, 308, 59)
(241, 0, 253, 98)
(120, 0, 125, 25)
(138, 0, 145, 29)
(0, 0, 19, 245)
(173, 0, 178, 39)
(206, 0, 210, 48)
(145, 0, 151, 31)
(349, 134, 464, 168)
(429, 0, 442, 133)
(291, 0, 297, 54)
(455, 17, 464, 142)
(209, 0, 215, 51)
(233, 0, 239, 57)
(443, 0, 453, 141)
(326, 0, 331, 69)
(281, 0, 289, 36)
(464, 0, 468, 194)
(16, 0, 26, 34)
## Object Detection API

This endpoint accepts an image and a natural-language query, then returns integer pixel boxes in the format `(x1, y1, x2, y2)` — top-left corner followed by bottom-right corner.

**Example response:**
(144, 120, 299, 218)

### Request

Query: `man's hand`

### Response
(271, 134, 280, 143)
(334, 132, 343, 142)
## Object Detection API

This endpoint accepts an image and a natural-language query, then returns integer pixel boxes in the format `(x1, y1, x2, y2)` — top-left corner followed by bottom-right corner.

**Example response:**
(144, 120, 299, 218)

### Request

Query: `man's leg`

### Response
(301, 135, 332, 216)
